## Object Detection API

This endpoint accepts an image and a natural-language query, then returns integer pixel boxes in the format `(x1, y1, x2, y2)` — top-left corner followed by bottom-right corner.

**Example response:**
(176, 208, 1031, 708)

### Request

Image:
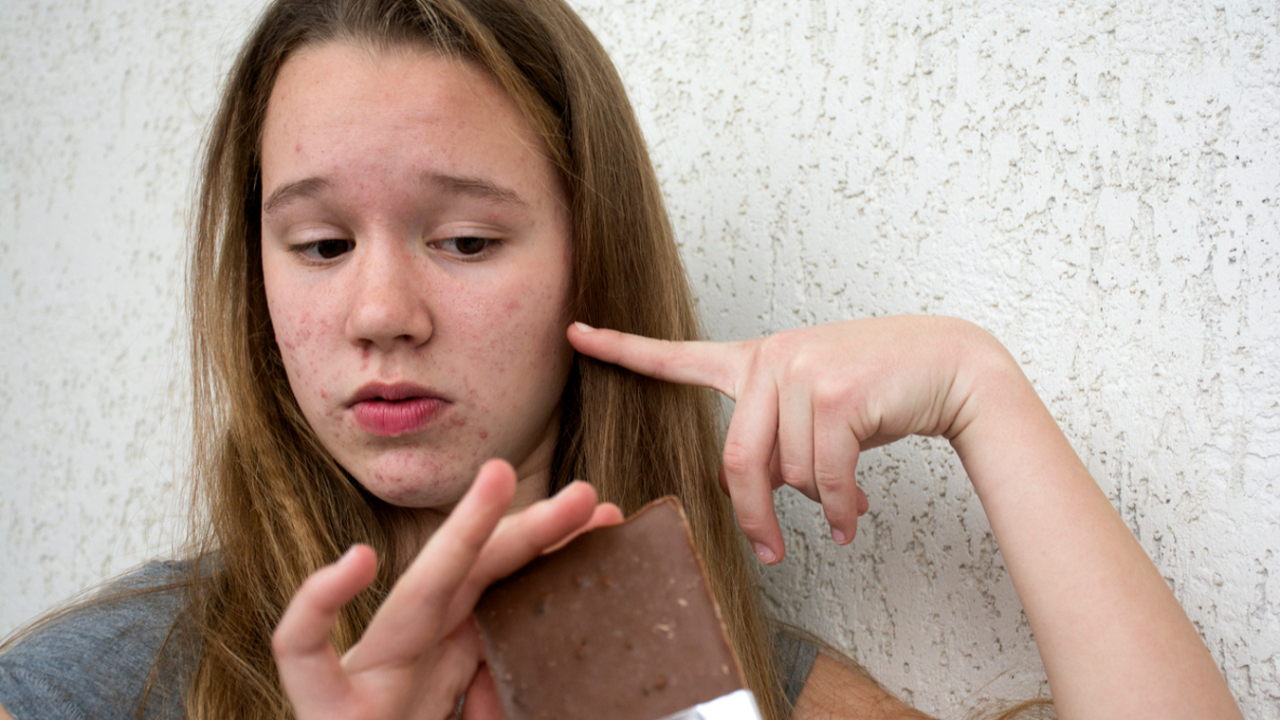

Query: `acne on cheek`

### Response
(274, 308, 316, 351)
(273, 307, 343, 410)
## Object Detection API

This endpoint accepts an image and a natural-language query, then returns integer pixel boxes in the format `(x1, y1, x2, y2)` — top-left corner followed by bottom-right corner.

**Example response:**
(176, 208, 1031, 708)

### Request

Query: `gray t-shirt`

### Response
(0, 563, 816, 719)
(0, 562, 193, 720)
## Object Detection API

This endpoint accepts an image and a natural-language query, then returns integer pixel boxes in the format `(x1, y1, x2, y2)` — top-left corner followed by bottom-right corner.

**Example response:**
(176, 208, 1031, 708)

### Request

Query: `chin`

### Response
(351, 459, 474, 510)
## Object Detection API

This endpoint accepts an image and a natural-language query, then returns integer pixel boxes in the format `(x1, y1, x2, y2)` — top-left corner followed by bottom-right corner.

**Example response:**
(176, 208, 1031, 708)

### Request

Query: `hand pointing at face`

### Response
(568, 316, 1004, 565)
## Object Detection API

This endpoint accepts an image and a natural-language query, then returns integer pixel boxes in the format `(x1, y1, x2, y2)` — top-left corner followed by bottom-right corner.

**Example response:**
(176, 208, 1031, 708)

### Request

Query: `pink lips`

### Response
(349, 383, 448, 436)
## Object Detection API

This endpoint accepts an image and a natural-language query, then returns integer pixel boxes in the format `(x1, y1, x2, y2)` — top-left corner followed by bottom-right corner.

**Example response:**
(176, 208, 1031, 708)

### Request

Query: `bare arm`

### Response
(570, 317, 1242, 720)
(946, 329, 1240, 719)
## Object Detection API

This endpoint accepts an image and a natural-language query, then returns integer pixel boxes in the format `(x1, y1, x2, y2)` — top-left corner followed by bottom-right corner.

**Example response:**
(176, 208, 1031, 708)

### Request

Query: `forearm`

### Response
(572, 315, 1244, 717)
(950, 336, 1241, 720)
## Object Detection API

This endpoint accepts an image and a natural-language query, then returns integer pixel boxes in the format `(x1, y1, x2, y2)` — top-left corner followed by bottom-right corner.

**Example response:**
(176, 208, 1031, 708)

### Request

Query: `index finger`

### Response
(345, 459, 517, 670)
(442, 483, 623, 629)
(272, 545, 376, 711)
(568, 322, 743, 397)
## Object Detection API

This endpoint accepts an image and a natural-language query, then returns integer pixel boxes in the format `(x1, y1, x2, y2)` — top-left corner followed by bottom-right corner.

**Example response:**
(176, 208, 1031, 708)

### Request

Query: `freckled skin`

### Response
(259, 42, 573, 517)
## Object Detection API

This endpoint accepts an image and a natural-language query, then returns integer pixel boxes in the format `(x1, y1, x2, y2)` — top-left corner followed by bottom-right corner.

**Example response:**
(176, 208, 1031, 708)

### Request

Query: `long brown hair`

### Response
(186, 0, 786, 717)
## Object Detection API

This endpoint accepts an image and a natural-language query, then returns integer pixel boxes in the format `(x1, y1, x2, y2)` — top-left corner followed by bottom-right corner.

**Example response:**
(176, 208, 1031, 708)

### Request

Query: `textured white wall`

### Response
(1, 0, 260, 630)
(2, 1, 1277, 718)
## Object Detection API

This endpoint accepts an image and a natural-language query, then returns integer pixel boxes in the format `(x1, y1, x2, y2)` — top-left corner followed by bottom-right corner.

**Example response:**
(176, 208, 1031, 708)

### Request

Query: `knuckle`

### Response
(755, 333, 797, 369)
(721, 441, 757, 475)
(783, 348, 821, 381)
(809, 380, 839, 408)
(813, 465, 853, 491)
(810, 376, 853, 413)
(734, 513, 776, 539)
(756, 331, 824, 379)
(777, 460, 811, 487)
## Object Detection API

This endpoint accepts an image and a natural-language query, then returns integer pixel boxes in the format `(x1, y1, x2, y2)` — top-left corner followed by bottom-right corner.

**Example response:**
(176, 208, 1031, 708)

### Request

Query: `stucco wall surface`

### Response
(1, 0, 261, 636)
(3, 1, 1278, 717)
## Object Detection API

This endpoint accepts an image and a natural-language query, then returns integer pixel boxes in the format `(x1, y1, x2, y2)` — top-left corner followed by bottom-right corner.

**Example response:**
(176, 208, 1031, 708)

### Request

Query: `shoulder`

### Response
(791, 652, 936, 720)
(0, 561, 198, 720)
(773, 627, 935, 720)
(773, 628, 819, 709)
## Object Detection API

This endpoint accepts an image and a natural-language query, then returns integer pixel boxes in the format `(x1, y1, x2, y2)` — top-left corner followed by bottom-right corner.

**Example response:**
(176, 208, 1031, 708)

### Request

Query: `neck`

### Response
(389, 461, 554, 577)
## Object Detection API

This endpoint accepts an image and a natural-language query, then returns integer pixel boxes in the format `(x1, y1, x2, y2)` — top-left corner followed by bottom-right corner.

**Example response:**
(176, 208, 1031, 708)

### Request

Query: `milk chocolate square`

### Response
(475, 497, 746, 720)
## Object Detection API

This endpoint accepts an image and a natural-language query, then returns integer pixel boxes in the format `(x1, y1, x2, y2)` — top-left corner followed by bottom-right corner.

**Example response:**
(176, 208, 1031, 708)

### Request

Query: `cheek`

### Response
(273, 306, 315, 354)
(504, 280, 573, 398)
(451, 266, 571, 411)
(479, 272, 568, 358)
(266, 285, 343, 404)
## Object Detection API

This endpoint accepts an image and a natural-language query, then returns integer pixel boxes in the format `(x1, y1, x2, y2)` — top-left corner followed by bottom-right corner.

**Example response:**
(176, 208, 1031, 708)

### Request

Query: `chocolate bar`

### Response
(475, 497, 748, 720)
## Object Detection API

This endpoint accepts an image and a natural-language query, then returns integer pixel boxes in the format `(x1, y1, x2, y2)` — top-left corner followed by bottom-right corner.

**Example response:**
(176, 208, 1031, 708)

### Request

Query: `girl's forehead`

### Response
(266, 42, 509, 133)
(259, 40, 557, 204)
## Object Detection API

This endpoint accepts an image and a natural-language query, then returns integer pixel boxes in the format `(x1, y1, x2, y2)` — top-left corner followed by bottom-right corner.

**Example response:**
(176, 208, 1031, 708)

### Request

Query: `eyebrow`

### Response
(262, 177, 330, 217)
(260, 172, 528, 217)
(421, 171, 528, 207)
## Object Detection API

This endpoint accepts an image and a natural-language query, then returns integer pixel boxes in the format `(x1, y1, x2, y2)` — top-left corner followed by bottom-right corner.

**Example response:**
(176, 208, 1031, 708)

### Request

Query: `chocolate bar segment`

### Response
(475, 497, 745, 720)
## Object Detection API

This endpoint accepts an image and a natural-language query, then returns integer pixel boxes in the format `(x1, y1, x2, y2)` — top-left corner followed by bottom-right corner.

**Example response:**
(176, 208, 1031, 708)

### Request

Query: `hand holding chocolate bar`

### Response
(271, 460, 623, 720)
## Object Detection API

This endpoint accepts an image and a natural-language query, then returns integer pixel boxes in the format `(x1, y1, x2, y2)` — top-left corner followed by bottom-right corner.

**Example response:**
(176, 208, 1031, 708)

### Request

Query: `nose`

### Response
(344, 238, 433, 352)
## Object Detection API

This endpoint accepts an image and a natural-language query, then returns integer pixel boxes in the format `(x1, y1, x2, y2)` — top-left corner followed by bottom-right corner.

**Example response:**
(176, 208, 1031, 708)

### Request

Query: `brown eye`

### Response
(314, 239, 353, 259)
(452, 237, 490, 255)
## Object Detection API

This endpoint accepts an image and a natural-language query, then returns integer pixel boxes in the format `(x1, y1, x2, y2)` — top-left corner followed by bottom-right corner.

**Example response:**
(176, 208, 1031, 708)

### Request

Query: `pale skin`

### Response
(0, 40, 1241, 720)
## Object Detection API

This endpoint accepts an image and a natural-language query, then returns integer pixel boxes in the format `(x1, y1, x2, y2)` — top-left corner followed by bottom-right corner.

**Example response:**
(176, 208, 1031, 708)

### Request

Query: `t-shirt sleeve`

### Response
(0, 563, 192, 720)
(773, 628, 819, 710)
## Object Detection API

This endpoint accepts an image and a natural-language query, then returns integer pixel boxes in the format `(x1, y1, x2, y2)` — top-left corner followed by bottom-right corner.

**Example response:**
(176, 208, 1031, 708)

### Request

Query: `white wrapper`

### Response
(655, 689, 763, 720)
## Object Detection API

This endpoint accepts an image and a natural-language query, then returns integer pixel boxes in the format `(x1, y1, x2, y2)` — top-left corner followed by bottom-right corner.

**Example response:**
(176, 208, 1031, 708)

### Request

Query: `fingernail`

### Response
(574, 322, 596, 333)
(753, 543, 776, 564)
(831, 528, 847, 545)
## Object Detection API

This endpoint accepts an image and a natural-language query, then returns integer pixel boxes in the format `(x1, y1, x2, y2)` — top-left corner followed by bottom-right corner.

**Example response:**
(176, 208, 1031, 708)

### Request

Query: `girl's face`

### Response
(259, 41, 574, 513)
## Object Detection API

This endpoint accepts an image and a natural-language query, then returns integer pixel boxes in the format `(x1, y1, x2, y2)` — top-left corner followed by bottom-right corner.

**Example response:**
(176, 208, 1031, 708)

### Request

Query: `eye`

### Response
(437, 236, 496, 256)
(313, 239, 354, 258)
(293, 239, 354, 261)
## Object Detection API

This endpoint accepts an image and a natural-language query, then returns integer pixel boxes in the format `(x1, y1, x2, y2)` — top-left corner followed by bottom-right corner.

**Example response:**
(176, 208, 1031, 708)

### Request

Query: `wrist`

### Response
(943, 323, 1056, 498)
